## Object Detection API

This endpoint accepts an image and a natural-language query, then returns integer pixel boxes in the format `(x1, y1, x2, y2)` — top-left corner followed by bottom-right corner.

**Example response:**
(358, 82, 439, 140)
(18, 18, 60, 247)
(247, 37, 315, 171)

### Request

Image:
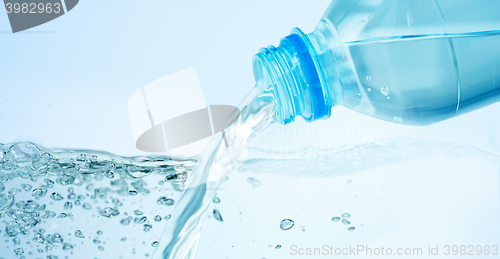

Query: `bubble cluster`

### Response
(0, 141, 194, 258)
(332, 212, 357, 231)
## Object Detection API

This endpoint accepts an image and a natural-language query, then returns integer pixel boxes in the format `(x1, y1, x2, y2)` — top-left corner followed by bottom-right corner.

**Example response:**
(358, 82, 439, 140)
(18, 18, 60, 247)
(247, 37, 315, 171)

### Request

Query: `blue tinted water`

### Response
(334, 31, 500, 125)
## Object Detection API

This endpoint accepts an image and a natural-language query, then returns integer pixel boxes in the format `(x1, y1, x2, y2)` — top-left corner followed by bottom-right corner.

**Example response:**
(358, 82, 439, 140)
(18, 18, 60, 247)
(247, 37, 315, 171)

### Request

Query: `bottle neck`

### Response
(253, 28, 332, 124)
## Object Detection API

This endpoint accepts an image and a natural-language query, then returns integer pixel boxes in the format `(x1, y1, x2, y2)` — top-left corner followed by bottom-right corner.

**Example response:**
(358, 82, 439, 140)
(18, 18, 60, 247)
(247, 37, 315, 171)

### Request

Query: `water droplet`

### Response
(21, 184, 32, 191)
(86, 184, 94, 191)
(366, 76, 371, 81)
(63, 202, 73, 210)
(57, 213, 68, 218)
(157, 197, 175, 206)
(342, 213, 350, 219)
(128, 190, 139, 196)
(62, 243, 73, 250)
(44, 210, 56, 218)
(213, 209, 223, 222)
(67, 193, 76, 199)
(275, 245, 282, 249)
(99, 207, 119, 218)
(348, 227, 355, 231)
(331, 217, 340, 222)
(32, 186, 47, 198)
(9, 142, 41, 167)
(75, 230, 84, 238)
(143, 224, 152, 232)
(342, 219, 351, 225)
(121, 237, 127, 242)
(164, 214, 171, 220)
(50, 192, 64, 201)
(151, 241, 159, 247)
(133, 210, 143, 216)
(361, 19, 366, 23)
(98, 245, 104, 251)
(393, 117, 403, 123)
(134, 216, 147, 224)
(14, 248, 24, 255)
(367, 88, 372, 92)
(50, 233, 63, 245)
(213, 196, 220, 204)
(154, 215, 162, 222)
(13, 237, 21, 245)
(120, 216, 132, 225)
(97, 230, 103, 235)
(82, 202, 92, 210)
(247, 177, 263, 187)
(280, 219, 294, 230)
(93, 239, 101, 244)
(380, 87, 389, 96)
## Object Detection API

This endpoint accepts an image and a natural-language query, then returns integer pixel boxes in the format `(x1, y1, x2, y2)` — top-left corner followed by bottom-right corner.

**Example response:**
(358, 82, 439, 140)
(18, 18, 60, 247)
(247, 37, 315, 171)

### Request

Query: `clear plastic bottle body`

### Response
(255, 0, 500, 125)
(312, 0, 500, 125)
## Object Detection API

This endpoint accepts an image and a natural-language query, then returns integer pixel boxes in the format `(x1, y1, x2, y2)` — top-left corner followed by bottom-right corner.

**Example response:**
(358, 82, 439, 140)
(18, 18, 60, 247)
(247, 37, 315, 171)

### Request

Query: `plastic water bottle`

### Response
(253, 0, 500, 125)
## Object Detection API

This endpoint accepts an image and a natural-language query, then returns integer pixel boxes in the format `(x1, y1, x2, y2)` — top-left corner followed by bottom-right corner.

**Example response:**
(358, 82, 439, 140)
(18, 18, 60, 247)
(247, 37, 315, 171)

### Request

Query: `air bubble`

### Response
(380, 87, 389, 96)
(157, 197, 175, 206)
(75, 230, 84, 238)
(143, 224, 152, 232)
(50, 192, 64, 201)
(280, 219, 294, 230)
(63, 202, 73, 210)
(99, 207, 119, 218)
(120, 217, 132, 225)
(213, 209, 223, 222)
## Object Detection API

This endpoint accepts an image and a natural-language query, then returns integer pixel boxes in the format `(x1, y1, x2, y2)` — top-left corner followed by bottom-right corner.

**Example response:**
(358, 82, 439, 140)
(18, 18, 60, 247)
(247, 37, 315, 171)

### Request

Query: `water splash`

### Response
(152, 82, 276, 259)
(0, 141, 195, 259)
